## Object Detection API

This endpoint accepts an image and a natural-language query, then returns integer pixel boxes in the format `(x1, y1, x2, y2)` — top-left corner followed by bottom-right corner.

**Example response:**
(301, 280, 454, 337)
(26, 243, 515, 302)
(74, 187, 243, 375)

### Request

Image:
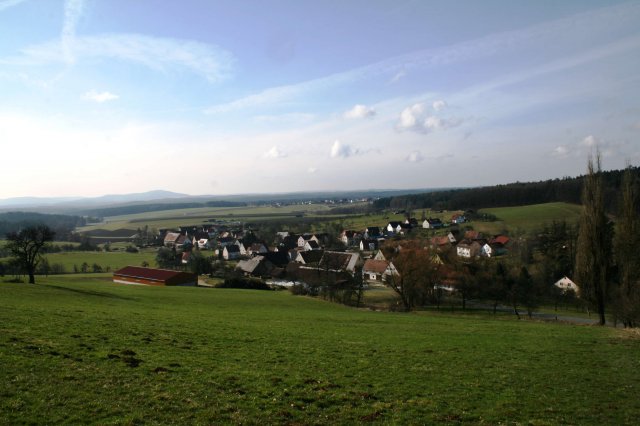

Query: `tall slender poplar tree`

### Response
(613, 166, 640, 327)
(575, 153, 610, 325)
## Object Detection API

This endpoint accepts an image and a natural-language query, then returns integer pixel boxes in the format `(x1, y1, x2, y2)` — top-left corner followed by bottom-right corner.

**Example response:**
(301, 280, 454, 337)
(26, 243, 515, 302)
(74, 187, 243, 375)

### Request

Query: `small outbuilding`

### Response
(113, 266, 197, 286)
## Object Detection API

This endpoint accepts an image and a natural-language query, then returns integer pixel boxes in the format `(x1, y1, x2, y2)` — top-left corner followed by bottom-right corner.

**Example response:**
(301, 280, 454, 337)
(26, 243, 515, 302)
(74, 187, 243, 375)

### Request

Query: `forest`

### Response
(373, 167, 640, 213)
(0, 212, 87, 241)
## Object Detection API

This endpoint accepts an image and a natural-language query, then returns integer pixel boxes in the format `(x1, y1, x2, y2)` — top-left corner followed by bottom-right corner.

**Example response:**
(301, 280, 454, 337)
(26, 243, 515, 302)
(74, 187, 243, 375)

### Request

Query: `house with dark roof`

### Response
(223, 244, 242, 260)
(386, 222, 403, 234)
(339, 230, 361, 247)
(113, 266, 197, 286)
(236, 256, 275, 277)
(263, 251, 290, 267)
(422, 218, 444, 229)
(247, 243, 269, 256)
(318, 251, 362, 274)
(297, 234, 319, 247)
(363, 227, 382, 239)
(294, 250, 324, 265)
(360, 239, 379, 252)
(304, 240, 321, 251)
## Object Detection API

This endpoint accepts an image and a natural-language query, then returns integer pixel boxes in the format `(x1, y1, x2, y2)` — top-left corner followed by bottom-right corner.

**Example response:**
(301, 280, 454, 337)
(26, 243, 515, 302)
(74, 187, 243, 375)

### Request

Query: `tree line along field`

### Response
(1, 276, 639, 424)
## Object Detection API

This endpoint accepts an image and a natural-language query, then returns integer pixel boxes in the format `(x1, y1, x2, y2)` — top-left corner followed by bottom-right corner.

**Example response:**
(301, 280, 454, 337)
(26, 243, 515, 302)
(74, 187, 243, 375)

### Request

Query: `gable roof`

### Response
(319, 251, 361, 272)
(363, 259, 390, 274)
(236, 256, 265, 274)
(305, 240, 320, 249)
(297, 250, 324, 264)
(114, 266, 190, 282)
(464, 230, 482, 240)
(490, 235, 510, 245)
(225, 245, 241, 253)
(164, 232, 181, 243)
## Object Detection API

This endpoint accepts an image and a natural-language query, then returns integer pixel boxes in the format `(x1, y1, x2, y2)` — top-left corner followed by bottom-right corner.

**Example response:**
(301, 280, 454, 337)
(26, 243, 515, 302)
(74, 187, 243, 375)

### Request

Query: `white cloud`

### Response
(398, 103, 424, 130)
(344, 104, 376, 119)
(330, 140, 357, 158)
(307, 167, 317, 174)
(7, 34, 234, 83)
(581, 135, 598, 147)
(0, 0, 26, 12)
(551, 145, 570, 157)
(264, 146, 287, 159)
(83, 90, 119, 103)
(397, 102, 463, 134)
(432, 100, 447, 111)
(406, 151, 424, 163)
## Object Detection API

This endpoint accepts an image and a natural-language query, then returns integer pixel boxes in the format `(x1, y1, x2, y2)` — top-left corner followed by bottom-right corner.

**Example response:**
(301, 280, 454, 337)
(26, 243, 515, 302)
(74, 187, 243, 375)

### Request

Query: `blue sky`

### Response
(1, 0, 639, 198)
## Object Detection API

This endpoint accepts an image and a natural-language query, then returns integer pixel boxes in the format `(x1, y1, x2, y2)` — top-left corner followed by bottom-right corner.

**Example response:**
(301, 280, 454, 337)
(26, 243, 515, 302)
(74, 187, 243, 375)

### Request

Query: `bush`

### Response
(215, 277, 271, 290)
(289, 284, 310, 295)
(125, 246, 139, 253)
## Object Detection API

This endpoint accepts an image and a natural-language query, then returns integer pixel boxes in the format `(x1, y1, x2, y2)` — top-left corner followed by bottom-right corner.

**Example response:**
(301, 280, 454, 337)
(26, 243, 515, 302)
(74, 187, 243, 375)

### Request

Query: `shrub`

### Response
(289, 284, 310, 295)
(125, 246, 139, 253)
(216, 277, 271, 290)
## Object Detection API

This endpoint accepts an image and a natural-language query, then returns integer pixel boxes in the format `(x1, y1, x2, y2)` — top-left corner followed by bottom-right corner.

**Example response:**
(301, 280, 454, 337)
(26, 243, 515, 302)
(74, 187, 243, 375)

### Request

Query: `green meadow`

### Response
(78, 204, 336, 233)
(1, 276, 639, 424)
(1, 250, 159, 274)
(476, 202, 583, 235)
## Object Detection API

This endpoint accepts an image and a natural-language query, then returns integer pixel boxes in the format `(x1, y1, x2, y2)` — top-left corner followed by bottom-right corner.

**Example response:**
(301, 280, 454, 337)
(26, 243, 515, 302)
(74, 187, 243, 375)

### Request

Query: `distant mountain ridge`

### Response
(0, 188, 445, 214)
(0, 190, 191, 210)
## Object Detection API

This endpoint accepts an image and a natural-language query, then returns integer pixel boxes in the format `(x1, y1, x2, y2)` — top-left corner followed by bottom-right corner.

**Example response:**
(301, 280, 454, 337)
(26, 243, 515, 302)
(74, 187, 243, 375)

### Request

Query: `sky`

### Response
(1, 0, 639, 198)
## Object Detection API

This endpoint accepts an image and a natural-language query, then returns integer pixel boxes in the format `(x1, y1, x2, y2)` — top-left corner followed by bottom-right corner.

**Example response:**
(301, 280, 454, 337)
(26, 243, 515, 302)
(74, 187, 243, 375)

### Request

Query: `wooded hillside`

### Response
(373, 167, 640, 213)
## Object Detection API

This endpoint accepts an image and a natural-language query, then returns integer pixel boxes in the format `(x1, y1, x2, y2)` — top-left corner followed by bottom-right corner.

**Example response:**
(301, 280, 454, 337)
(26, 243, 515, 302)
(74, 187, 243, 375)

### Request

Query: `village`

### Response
(110, 211, 577, 303)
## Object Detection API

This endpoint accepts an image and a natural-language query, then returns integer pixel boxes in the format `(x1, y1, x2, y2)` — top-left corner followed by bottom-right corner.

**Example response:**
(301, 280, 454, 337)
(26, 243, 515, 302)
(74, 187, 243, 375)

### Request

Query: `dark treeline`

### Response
(80, 200, 247, 218)
(0, 212, 87, 241)
(373, 167, 639, 213)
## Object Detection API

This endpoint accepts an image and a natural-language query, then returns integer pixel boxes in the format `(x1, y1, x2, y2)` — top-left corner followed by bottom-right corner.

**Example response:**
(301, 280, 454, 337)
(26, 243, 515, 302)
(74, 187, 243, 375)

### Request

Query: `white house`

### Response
(297, 234, 319, 248)
(362, 259, 398, 282)
(456, 240, 481, 258)
(386, 222, 403, 234)
(554, 276, 579, 294)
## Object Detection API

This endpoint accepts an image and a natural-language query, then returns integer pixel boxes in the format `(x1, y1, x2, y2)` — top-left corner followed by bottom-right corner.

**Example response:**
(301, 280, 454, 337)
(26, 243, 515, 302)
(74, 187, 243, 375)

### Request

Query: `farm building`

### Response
(113, 266, 197, 286)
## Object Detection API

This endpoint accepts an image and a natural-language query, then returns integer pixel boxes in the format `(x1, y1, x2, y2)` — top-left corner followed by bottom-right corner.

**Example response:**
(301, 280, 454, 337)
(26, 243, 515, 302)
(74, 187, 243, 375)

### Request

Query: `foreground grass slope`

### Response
(1, 276, 639, 424)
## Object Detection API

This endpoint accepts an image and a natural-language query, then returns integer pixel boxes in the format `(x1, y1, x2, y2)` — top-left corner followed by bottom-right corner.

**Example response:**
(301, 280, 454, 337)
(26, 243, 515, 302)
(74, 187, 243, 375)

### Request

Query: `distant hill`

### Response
(0, 188, 449, 215)
(0, 190, 191, 212)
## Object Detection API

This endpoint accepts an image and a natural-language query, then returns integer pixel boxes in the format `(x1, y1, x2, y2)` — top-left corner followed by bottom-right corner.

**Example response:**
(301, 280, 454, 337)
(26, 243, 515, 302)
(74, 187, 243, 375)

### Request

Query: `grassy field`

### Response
(43, 249, 160, 272)
(77, 204, 336, 233)
(476, 202, 582, 235)
(1, 276, 639, 424)
(1, 249, 162, 274)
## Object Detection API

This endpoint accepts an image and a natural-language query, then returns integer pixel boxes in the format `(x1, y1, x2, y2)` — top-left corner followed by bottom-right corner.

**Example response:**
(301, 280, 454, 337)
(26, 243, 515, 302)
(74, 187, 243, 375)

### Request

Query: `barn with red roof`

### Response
(113, 266, 197, 286)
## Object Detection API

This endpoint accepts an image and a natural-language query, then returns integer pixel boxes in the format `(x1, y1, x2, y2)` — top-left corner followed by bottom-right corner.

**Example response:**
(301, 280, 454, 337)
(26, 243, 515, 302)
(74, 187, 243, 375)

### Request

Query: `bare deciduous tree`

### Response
(6, 225, 55, 284)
